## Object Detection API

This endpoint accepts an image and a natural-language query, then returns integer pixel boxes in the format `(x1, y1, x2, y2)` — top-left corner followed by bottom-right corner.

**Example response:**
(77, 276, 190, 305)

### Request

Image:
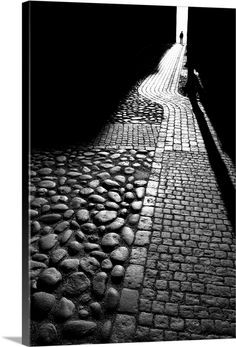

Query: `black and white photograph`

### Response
(21, 0, 236, 345)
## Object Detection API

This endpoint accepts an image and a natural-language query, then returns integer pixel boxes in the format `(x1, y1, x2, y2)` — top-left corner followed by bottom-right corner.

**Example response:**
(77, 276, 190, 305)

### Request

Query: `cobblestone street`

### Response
(29, 44, 235, 345)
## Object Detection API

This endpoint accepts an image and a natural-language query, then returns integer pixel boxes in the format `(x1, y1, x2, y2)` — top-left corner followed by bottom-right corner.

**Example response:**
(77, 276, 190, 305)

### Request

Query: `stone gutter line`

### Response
(109, 44, 187, 342)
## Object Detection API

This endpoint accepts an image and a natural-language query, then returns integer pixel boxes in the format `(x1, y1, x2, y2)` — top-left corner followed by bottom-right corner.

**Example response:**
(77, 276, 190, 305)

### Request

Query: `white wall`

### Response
(176, 6, 188, 44)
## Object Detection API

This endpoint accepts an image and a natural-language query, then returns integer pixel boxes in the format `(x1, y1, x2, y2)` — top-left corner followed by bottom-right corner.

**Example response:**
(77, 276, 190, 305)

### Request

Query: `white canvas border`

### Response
(0, 0, 235, 346)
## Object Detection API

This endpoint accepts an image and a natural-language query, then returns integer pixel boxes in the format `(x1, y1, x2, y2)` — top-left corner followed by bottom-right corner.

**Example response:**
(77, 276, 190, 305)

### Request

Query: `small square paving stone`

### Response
(124, 265, 144, 288)
(156, 291, 169, 302)
(141, 206, 155, 217)
(134, 231, 151, 246)
(130, 247, 147, 265)
(215, 320, 232, 335)
(141, 287, 156, 300)
(155, 280, 168, 290)
(143, 269, 158, 287)
(194, 305, 209, 318)
(139, 299, 152, 312)
(143, 196, 155, 206)
(154, 315, 169, 329)
(192, 283, 205, 293)
(149, 328, 164, 341)
(201, 319, 215, 333)
(134, 326, 150, 342)
(138, 216, 153, 230)
(185, 319, 201, 334)
(165, 330, 178, 341)
(138, 312, 153, 326)
(146, 187, 157, 196)
(148, 181, 159, 188)
(164, 303, 179, 316)
(170, 317, 184, 331)
(118, 288, 139, 313)
(111, 314, 136, 343)
(153, 162, 162, 169)
(179, 305, 194, 318)
(169, 281, 180, 291)
(152, 301, 165, 313)
(174, 272, 187, 281)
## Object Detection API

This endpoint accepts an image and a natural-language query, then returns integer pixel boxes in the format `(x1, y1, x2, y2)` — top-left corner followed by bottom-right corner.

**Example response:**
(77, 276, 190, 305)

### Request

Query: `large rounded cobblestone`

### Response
(29, 146, 151, 344)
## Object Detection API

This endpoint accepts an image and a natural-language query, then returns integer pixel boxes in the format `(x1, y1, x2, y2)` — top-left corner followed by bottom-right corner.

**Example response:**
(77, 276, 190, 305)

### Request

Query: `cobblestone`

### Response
(29, 43, 235, 345)
(110, 314, 136, 343)
(118, 288, 139, 313)
(124, 264, 144, 288)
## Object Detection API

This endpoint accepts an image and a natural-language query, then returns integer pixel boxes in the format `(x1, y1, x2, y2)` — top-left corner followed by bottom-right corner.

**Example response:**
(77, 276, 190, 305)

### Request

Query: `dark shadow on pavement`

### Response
(3, 337, 22, 345)
(187, 7, 235, 165)
(187, 70, 235, 231)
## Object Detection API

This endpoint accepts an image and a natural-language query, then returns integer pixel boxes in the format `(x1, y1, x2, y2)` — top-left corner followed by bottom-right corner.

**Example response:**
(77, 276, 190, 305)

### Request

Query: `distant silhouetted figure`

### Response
(179, 31, 184, 45)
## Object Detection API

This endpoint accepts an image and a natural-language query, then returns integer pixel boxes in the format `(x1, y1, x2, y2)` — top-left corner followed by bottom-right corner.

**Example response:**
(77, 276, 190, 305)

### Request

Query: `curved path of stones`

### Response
(139, 44, 205, 153)
(29, 44, 235, 345)
(111, 84, 164, 124)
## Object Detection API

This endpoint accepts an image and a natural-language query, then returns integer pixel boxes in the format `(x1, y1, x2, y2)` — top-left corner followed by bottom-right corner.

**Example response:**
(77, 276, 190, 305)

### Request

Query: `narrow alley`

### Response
(29, 42, 235, 345)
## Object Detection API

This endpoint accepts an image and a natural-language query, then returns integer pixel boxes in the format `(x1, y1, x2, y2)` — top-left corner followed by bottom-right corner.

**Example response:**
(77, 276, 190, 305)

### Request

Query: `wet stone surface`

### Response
(29, 146, 151, 345)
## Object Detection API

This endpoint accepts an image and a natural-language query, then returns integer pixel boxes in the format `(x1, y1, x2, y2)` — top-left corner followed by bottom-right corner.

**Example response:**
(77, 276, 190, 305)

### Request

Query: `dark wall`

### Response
(26, 1, 176, 148)
(187, 7, 235, 162)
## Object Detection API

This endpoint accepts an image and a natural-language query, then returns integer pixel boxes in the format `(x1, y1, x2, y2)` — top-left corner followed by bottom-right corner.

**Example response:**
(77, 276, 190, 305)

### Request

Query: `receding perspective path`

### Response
(29, 44, 235, 345)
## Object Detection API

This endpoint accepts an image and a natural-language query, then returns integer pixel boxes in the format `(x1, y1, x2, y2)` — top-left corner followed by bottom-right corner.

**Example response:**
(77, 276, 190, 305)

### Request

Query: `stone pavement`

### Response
(29, 44, 235, 345)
